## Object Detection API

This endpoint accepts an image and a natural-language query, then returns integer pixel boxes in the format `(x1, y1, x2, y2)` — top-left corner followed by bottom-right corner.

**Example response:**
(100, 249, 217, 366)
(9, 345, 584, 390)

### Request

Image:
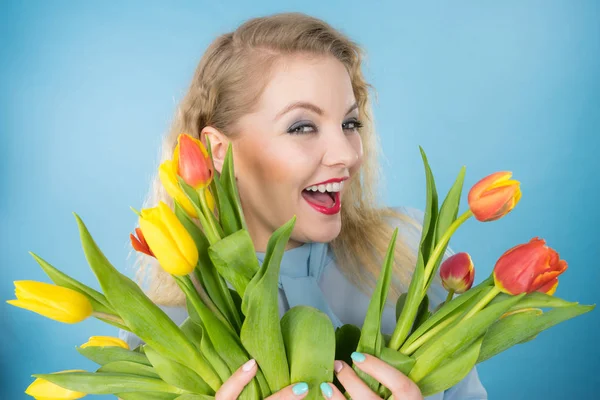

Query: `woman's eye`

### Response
(343, 119, 364, 132)
(288, 123, 316, 135)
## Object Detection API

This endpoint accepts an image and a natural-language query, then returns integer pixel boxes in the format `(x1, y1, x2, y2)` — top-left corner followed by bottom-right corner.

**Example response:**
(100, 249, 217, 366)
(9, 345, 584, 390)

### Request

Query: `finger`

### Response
(264, 382, 310, 400)
(351, 352, 423, 400)
(318, 382, 345, 400)
(215, 359, 258, 400)
(333, 360, 380, 400)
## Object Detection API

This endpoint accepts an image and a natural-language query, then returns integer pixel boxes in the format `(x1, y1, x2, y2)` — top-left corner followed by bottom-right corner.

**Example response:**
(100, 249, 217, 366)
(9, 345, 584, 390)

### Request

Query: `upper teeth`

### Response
(305, 182, 344, 193)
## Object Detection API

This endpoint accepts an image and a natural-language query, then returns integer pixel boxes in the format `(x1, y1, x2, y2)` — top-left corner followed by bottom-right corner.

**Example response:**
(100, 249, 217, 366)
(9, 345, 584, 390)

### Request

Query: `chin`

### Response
(303, 221, 342, 243)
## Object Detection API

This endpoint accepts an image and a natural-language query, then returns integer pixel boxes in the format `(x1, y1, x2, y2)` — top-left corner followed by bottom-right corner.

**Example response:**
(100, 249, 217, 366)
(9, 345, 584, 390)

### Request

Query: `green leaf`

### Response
(179, 317, 231, 383)
(427, 166, 465, 289)
(174, 394, 216, 400)
(281, 306, 336, 400)
(395, 293, 407, 322)
(32, 372, 187, 395)
(221, 142, 247, 232)
(408, 293, 524, 382)
(97, 361, 159, 378)
(412, 295, 431, 333)
(29, 252, 114, 315)
(118, 392, 180, 400)
(379, 347, 415, 376)
(335, 324, 361, 367)
(477, 303, 595, 363)
(240, 217, 296, 393)
(72, 213, 221, 391)
(76, 346, 151, 366)
(401, 279, 492, 352)
(209, 229, 260, 299)
(418, 146, 439, 266)
(355, 228, 399, 391)
(489, 291, 579, 311)
(144, 345, 213, 395)
(419, 336, 483, 396)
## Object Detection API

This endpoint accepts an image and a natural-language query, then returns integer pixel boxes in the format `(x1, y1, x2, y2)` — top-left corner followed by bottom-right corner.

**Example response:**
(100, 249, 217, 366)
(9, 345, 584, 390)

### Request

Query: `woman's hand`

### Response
(215, 359, 310, 400)
(320, 352, 424, 400)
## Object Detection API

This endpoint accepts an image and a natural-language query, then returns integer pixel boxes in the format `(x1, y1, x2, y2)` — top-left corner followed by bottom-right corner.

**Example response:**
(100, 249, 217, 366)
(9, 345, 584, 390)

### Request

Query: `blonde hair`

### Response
(131, 12, 443, 308)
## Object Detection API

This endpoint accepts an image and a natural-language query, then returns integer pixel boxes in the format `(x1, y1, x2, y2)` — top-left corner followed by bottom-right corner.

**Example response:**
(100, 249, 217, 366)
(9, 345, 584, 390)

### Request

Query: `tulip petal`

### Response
(178, 134, 212, 189)
(81, 336, 129, 349)
(468, 171, 521, 222)
(159, 160, 198, 218)
(26, 371, 87, 399)
(8, 281, 93, 323)
(158, 202, 198, 269)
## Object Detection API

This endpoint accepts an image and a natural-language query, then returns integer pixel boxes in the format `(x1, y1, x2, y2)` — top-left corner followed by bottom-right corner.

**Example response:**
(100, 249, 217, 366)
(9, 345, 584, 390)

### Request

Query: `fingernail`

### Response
(242, 359, 256, 372)
(351, 352, 366, 363)
(334, 360, 343, 373)
(320, 382, 333, 398)
(292, 382, 309, 395)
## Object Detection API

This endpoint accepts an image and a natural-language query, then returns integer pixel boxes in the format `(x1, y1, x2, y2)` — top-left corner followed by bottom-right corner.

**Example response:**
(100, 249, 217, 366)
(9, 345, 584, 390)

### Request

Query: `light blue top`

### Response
(119, 206, 487, 399)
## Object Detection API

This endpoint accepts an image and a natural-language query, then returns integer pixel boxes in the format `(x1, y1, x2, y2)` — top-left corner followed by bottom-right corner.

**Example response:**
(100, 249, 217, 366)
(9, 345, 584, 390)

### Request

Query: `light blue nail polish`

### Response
(320, 382, 333, 398)
(351, 351, 366, 363)
(292, 382, 309, 395)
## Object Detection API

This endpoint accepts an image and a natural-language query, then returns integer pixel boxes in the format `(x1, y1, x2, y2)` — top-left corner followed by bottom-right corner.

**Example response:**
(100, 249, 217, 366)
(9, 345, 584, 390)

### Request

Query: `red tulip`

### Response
(493, 237, 567, 295)
(468, 171, 521, 222)
(130, 227, 154, 257)
(440, 252, 475, 294)
(175, 133, 213, 190)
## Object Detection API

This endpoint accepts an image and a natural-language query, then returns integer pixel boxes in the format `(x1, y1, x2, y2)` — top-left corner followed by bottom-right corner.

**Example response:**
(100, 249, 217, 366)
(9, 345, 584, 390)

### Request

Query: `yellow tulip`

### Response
(139, 201, 199, 276)
(25, 370, 87, 399)
(159, 159, 199, 218)
(6, 281, 93, 324)
(80, 336, 129, 349)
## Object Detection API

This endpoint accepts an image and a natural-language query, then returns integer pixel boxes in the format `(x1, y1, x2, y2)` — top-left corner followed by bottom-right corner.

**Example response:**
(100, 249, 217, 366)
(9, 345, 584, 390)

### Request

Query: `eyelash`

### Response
(287, 119, 364, 135)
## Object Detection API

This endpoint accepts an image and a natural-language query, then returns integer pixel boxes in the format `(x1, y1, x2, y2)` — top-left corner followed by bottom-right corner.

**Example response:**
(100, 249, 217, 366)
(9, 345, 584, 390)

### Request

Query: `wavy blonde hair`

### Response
(131, 12, 444, 308)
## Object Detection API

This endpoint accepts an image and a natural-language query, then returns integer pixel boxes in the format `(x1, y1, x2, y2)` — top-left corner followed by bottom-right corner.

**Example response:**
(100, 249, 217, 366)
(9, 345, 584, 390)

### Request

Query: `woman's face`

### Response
(223, 54, 363, 251)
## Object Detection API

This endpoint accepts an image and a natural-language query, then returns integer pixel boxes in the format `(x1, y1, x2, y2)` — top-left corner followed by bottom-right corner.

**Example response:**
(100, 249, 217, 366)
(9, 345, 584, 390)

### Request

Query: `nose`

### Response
(321, 127, 361, 169)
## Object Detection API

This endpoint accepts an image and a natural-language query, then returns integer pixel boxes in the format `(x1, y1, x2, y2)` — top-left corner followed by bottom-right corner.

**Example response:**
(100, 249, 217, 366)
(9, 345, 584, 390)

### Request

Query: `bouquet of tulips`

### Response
(8, 133, 594, 399)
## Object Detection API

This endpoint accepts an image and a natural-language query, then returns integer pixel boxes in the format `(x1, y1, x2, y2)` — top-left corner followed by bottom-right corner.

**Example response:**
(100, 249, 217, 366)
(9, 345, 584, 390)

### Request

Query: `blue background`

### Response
(1, 1, 598, 399)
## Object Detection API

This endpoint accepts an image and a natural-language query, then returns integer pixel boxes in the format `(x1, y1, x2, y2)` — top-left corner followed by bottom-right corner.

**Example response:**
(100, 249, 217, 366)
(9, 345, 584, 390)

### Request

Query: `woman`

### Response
(121, 12, 487, 400)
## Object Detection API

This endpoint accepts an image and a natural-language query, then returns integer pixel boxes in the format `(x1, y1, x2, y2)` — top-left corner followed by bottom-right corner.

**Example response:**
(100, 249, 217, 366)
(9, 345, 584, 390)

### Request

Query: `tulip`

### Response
(80, 335, 129, 350)
(468, 171, 521, 222)
(26, 370, 87, 399)
(6, 281, 93, 324)
(159, 159, 199, 218)
(139, 201, 198, 276)
(440, 252, 475, 296)
(494, 237, 567, 295)
(130, 227, 155, 257)
(175, 133, 213, 190)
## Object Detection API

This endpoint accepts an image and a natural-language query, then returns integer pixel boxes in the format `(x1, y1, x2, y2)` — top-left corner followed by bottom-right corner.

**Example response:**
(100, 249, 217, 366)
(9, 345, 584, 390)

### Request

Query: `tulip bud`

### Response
(493, 237, 567, 295)
(175, 133, 213, 190)
(130, 227, 155, 257)
(80, 335, 129, 349)
(439, 252, 475, 294)
(139, 201, 199, 276)
(6, 281, 93, 324)
(468, 171, 521, 222)
(26, 370, 87, 399)
(159, 159, 199, 218)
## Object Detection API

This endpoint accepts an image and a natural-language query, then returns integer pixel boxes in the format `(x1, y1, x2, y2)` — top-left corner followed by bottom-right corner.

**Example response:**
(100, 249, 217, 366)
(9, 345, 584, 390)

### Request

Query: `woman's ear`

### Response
(201, 126, 229, 174)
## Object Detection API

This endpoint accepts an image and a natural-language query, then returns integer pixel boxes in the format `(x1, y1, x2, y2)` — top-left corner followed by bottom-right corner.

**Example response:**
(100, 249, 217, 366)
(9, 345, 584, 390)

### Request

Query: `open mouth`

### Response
(301, 189, 336, 208)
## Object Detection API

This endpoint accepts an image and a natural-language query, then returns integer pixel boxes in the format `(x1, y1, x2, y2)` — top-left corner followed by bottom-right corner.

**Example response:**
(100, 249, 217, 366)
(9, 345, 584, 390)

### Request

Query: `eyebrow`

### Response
(274, 101, 359, 121)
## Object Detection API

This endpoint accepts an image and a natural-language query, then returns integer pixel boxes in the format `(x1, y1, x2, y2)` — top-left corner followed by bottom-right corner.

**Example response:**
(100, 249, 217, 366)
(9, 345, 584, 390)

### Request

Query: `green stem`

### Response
(462, 285, 501, 321)
(400, 313, 459, 355)
(445, 289, 455, 305)
(198, 188, 223, 243)
(422, 209, 473, 289)
(184, 274, 235, 333)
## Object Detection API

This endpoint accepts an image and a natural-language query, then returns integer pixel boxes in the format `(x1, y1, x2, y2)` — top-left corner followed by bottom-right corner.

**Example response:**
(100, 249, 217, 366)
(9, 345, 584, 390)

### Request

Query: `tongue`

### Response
(302, 190, 334, 207)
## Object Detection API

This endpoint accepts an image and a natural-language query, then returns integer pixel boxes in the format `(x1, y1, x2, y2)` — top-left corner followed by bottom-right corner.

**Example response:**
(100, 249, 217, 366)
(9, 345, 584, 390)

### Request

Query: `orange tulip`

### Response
(130, 227, 154, 257)
(439, 252, 475, 294)
(493, 237, 567, 295)
(468, 171, 521, 222)
(175, 133, 213, 190)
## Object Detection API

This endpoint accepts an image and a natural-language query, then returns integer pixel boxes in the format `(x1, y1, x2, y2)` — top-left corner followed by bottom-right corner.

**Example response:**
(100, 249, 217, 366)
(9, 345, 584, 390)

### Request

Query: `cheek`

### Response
(240, 140, 310, 186)
(349, 134, 364, 174)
